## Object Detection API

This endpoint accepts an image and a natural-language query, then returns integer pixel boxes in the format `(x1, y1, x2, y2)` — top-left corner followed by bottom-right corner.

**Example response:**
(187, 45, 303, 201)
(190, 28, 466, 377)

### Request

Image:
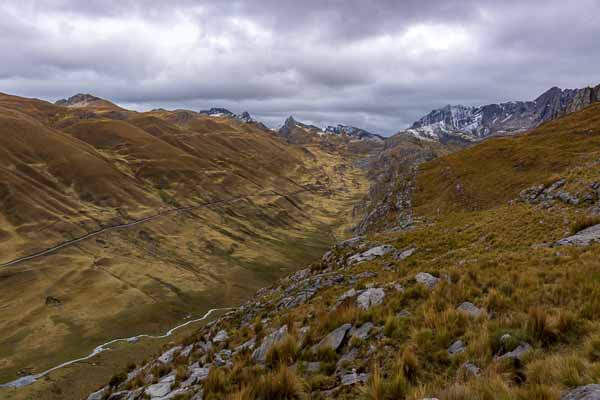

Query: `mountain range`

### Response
(404, 84, 600, 142)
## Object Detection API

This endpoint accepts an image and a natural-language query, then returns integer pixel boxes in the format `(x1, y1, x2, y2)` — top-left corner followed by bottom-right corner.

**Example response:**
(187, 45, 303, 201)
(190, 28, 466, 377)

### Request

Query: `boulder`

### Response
(448, 340, 466, 356)
(395, 247, 416, 260)
(457, 302, 484, 318)
(314, 324, 352, 352)
(107, 391, 130, 400)
(181, 364, 210, 388)
(350, 322, 374, 341)
(348, 245, 395, 265)
(415, 272, 440, 289)
(556, 224, 600, 246)
(212, 329, 229, 343)
(252, 325, 288, 363)
(87, 387, 108, 400)
(561, 384, 600, 400)
(356, 288, 385, 310)
(145, 382, 171, 398)
(462, 362, 481, 377)
(158, 346, 182, 364)
(337, 288, 358, 303)
(497, 342, 532, 360)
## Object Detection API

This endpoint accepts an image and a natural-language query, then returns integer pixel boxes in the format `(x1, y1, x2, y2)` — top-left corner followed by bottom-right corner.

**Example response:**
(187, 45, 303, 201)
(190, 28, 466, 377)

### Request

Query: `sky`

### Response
(1, 1, 599, 135)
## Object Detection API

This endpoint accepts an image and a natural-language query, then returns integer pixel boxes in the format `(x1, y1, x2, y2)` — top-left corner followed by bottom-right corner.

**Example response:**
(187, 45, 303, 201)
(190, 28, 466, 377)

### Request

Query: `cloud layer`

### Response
(1, 0, 598, 134)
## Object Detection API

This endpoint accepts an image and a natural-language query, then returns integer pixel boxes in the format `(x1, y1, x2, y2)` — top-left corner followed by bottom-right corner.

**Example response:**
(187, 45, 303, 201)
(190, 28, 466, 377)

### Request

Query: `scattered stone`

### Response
(457, 302, 484, 318)
(397, 310, 411, 318)
(337, 288, 358, 302)
(145, 382, 171, 398)
(415, 272, 440, 289)
(448, 340, 466, 356)
(87, 387, 108, 400)
(395, 247, 416, 260)
(336, 236, 365, 249)
(497, 342, 532, 360)
(214, 349, 233, 367)
(212, 330, 229, 343)
(556, 224, 600, 246)
(350, 322, 374, 341)
(356, 288, 385, 310)
(290, 268, 311, 282)
(181, 364, 210, 388)
(561, 384, 600, 400)
(107, 391, 130, 400)
(235, 338, 256, 353)
(348, 245, 395, 265)
(179, 344, 193, 358)
(340, 369, 369, 385)
(462, 362, 481, 377)
(252, 325, 288, 363)
(158, 346, 182, 364)
(392, 283, 405, 292)
(314, 324, 352, 352)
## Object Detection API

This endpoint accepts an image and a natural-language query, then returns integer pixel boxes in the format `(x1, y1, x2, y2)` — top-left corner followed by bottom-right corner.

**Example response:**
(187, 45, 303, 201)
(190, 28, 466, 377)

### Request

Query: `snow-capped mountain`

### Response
(406, 84, 600, 143)
(325, 124, 384, 141)
(278, 117, 384, 145)
(199, 108, 265, 126)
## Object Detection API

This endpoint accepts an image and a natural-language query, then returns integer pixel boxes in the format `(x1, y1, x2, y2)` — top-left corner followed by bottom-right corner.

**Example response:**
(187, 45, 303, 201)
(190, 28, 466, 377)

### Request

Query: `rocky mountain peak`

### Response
(55, 93, 103, 107)
(199, 107, 235, 117)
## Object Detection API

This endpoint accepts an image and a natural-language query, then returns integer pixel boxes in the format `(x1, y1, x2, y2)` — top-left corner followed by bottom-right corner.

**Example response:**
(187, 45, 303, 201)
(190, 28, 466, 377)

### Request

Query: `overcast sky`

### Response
(1, 1, 598, 135)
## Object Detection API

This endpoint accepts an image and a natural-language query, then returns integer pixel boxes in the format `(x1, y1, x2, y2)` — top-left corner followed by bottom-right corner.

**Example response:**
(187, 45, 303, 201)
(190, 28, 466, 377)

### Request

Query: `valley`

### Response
(0, 93, 374, 398)
(1, 85, 600, 400)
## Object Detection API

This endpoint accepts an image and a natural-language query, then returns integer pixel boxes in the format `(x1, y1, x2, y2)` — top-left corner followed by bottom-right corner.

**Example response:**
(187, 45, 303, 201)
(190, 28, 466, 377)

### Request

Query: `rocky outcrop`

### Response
(313, 324, 352, 352)
(556, 224, 600, 246)
(561, 384, 600, 400)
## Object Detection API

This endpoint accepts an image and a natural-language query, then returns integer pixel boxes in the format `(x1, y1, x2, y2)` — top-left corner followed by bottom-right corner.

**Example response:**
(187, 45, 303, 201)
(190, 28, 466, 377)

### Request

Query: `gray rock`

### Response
(126, 388, 144, 400)
(395, 247, 416, 260)
(337, 236, 365, 249)
(181, 364, 210, 388)
(350, 323, 374, 341)
(337, 288, 358, 303)
(462, 362, 481, 376)
(356, 288, 385, 310)
(498, 342, 532, 360)
(87, 387, 108, 400)
(235, 338, 256, 353)
(145, 382, 172, 398)
(457, 302, 484, 318)
(158, 346, 182, 364)
(179, 344, 193, 358)
(212, 329, 229, 343)
(314, 323, 352, 352)
(448, 340, 466, 356)
(108, 391, 130, 400)
(561, 384, 600, 400)
(415, 272, 440, 289)
(348, 245, 395, 265)
(340, 369, 369, 385)
(252, 325, 288, 363)
(556, 224, 600, 246)
(214, 349, 232, 367)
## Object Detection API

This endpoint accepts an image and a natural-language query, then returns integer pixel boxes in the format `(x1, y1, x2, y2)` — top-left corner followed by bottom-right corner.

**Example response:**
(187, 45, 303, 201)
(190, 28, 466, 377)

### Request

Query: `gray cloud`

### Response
(0, 0, 598, 135)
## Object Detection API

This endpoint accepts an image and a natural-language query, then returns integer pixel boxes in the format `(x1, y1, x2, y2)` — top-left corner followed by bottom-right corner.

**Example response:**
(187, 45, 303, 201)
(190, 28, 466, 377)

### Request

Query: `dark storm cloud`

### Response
(1, 0, 598, 134)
